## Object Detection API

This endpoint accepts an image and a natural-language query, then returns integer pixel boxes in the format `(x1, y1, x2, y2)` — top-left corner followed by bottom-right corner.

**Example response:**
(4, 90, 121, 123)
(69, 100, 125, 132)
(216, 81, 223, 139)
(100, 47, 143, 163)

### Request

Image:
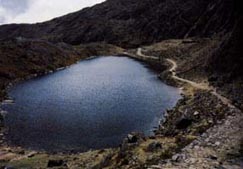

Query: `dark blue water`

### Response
(2, 56, 181, 152)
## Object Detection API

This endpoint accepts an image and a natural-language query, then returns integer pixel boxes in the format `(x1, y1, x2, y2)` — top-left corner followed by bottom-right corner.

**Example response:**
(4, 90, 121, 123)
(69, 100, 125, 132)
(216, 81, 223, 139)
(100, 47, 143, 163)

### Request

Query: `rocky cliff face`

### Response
(0, 0, 238, 48)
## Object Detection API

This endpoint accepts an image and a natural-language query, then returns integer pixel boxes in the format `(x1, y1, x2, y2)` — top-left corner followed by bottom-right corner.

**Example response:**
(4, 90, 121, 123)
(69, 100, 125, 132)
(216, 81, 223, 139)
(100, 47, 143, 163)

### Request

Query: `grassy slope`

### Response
(0, 39, 123, 101)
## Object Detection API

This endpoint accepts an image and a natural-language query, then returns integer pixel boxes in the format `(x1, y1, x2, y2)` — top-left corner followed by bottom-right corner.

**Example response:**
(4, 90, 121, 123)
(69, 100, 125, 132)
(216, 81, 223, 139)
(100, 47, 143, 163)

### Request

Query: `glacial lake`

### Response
(2, 56, 181, 152)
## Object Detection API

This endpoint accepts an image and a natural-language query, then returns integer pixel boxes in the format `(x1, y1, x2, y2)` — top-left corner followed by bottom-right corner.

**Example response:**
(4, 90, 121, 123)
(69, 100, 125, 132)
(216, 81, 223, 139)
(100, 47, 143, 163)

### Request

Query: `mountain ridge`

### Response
(0, 0, 239, 48)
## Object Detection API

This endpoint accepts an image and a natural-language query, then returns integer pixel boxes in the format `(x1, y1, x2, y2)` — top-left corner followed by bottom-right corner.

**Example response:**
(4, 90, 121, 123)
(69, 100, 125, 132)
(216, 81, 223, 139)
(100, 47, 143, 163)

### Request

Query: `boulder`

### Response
(194, 111, 200, 116)
(47, 159, 66, 168)
(146, 142, 162, 152)
(127, 133, 144, 144)
(176, 118, 193, 129)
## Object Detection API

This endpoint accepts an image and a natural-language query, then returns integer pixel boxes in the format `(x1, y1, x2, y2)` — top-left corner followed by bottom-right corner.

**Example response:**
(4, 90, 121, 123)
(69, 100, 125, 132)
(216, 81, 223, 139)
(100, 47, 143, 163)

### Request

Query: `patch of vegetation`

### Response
(2, 155, 49, 169)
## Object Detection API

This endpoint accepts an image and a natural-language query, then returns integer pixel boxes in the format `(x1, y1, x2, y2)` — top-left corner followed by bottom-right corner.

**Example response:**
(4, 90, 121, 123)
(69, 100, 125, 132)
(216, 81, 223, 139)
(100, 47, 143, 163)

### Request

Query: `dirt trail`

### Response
(166, 58, 238, 110)
(136, 48, 238, 110)
(166, 59, 209, 90)
(136, 48, 159, 60)
(136, 48, 243, 169)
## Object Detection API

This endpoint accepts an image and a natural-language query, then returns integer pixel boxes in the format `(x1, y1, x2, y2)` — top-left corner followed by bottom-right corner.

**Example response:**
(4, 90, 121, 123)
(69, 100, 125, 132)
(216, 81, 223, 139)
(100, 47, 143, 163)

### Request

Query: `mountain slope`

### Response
(0, 0, 238, 48)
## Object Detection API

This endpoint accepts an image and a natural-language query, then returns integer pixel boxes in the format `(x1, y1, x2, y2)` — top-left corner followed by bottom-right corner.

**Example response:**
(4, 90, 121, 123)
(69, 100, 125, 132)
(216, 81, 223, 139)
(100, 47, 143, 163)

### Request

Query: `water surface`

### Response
(3, 56, 181, 152)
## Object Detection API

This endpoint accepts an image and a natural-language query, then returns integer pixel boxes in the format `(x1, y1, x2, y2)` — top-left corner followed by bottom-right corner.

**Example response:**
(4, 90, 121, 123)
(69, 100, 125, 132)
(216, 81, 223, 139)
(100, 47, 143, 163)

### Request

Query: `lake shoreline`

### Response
(0, 42, 241, 168)
(2, 55, 180, 153)
(0, 53, 179, 152)
(0, 46, 180, 152)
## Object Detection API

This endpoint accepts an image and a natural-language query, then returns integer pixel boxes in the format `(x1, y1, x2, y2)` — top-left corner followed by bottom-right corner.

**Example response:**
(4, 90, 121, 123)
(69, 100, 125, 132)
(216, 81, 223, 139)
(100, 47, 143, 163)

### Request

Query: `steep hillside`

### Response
(0, 0, 238, 48)
(207, 17, 243, 108)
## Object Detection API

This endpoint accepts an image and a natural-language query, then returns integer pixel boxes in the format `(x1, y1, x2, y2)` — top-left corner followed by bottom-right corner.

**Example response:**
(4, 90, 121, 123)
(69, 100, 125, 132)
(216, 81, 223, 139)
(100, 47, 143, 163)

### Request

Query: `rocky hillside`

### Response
(0, 0, 238, 48)
(206, 5, 243, 108)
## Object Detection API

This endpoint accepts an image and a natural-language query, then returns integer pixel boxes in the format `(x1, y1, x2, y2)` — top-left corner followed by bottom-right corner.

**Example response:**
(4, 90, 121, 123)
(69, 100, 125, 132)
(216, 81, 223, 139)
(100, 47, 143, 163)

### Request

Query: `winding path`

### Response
(135, 48, 242, 169)
(136, 48, 159, 60)
(166, 59, 209, 90)
(136, 48, 238, 110)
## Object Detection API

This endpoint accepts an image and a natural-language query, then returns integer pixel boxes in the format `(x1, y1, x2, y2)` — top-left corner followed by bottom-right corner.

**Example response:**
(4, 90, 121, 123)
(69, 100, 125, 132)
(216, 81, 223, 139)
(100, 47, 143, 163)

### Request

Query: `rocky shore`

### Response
(0, 38, 242, 168)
